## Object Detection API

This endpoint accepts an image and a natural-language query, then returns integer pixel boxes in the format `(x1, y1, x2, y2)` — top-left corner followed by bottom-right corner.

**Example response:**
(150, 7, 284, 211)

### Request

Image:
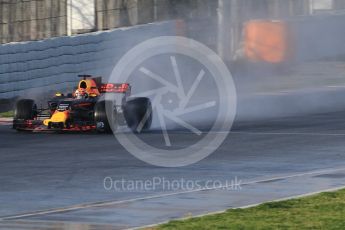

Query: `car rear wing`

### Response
(99, 83, 131, 93)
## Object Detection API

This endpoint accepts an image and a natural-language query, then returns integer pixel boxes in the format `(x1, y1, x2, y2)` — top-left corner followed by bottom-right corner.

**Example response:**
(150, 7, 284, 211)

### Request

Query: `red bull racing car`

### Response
(13, 75, 152, 133)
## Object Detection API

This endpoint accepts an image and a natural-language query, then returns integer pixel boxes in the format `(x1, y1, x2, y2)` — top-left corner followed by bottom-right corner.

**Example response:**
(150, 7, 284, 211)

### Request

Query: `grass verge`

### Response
(153, 189, 345, 230)
(0, 110, 14, 118)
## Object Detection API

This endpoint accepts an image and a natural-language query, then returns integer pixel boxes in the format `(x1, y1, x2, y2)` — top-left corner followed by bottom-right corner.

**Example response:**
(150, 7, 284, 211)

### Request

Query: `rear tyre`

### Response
(13, 99, 37, 130)
(124, 97, 152, 133)
(94, 100, 116, 133)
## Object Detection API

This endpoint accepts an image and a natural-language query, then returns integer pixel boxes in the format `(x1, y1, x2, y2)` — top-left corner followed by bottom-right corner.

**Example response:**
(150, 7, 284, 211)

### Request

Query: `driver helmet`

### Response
(75, 88, 88, 99)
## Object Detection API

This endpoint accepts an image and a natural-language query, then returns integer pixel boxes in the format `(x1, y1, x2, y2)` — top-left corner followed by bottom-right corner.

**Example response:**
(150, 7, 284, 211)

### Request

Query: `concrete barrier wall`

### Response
(0, 21, 178, 99)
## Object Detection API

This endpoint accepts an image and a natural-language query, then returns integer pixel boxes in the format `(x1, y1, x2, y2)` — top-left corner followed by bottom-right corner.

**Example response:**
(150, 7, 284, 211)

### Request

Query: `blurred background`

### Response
(2, 0, 345, 60)
(1, 0, 345, 121)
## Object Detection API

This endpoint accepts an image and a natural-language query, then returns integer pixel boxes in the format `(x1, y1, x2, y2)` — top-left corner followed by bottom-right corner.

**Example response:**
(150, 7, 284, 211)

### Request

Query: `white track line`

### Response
(2, 166, 345, 221)
(231, 131, 345, 136)
(145, 131, 345, 136)
(4, 121, 345, 137)
(0, 118, 12, 126)
(0, 122, 11, 126)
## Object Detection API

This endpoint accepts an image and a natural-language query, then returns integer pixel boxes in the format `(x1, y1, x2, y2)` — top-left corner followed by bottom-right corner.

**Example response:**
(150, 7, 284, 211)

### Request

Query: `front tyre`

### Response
(94, 100, 116, 133)
(13, 99, 37, 130)
(14, 99, 37, 120)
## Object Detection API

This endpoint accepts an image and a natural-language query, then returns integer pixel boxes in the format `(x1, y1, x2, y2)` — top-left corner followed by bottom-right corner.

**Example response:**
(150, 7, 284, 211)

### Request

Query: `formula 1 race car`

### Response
(12, 75, 152, 133)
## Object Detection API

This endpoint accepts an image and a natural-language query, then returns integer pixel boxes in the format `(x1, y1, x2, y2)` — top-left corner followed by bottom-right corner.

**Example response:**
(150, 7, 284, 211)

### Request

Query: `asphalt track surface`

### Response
(1, 111, 345, 229)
